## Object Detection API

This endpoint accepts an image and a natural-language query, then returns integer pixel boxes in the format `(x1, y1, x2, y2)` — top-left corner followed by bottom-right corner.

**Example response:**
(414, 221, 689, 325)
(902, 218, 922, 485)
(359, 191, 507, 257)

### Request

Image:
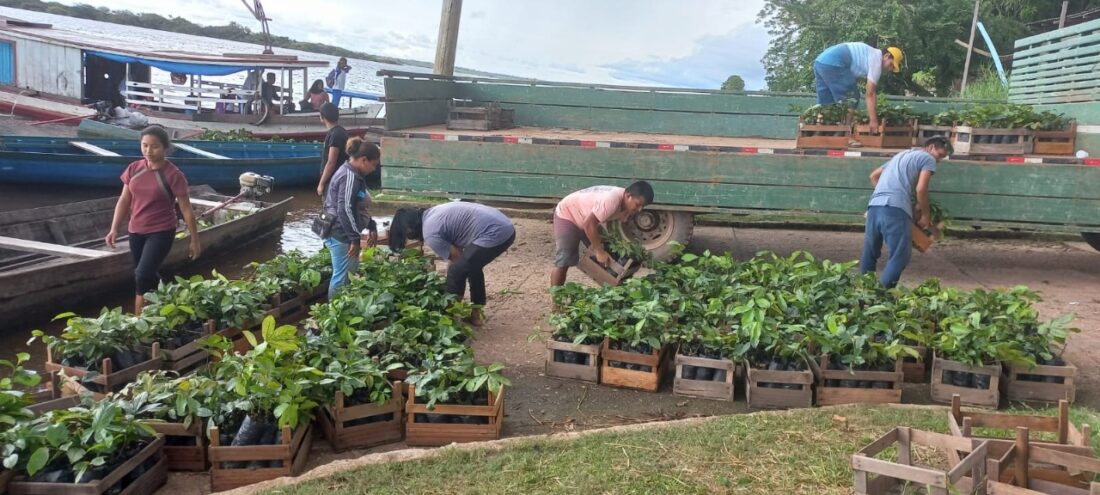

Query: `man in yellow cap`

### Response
(813, 43, 902, 141)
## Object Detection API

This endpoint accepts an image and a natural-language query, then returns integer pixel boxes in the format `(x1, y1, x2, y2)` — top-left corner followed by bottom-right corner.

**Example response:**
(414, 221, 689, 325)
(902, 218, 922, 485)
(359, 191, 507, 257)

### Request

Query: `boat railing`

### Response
(124, 81, 281, 114)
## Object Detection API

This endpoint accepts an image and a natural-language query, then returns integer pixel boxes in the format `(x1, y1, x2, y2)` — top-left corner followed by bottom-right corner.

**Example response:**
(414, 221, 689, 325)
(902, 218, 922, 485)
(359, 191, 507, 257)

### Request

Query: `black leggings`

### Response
(446, 232, 516, 306)
(129, 230, 176, 295)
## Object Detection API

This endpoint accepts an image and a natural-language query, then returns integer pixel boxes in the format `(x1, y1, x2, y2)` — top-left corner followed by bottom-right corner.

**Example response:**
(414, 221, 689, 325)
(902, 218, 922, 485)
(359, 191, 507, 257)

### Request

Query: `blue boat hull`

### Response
(0, 136, 323, 188)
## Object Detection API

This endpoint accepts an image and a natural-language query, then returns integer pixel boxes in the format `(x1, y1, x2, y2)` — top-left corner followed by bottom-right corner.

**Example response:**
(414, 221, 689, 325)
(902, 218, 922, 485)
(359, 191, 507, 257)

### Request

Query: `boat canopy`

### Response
(87, 51, 253, 77)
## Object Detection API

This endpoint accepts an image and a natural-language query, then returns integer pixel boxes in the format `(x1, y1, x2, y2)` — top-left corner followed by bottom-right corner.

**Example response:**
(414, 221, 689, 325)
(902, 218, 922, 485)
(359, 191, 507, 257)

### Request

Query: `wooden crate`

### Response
(447, 101, 514, 131)
(814, 357, 903, 406)
(672, 353, 737, 401)
(318, 386, 405, 452)
(852, 121, 917, 148)
(47, 343, 163, 396)
(405, 385, 504, 447)
(1032, 122, 1077, 156)
(599, 338, 666, 392)
(744, 360, 814, 409)
(144, 420, 206, 472)
(931, 354, 1001, 408)
(948, 395, 1093, 463)
(917, 124, 953, 143)
(986, 426, 1100, 494)
(545, 339, 601, 383)
(140, 319, 218, 373)
(902, 345, 930, 383)
(852, 426, 988, 495)
(912, 223, 935, 253)
(575, 244, 639, 286)
(1004, 361, 1077, 404)
(275, 284, 328, 324)
(208, 423, 313, 492)
(7, 435, 167, 495)
(796, 118, 851, 149)
(951, 126, 1034, 156)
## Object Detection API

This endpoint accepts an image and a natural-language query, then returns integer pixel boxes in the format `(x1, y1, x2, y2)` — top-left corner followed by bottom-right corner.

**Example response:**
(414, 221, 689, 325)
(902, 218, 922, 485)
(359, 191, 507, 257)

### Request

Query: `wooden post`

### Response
(898, 426, 912, 466)
(1014, 427, 1029, 488)
(433, 0, 462, 76)
(1058, 400, 1070, 444)
(960, 0, 981, 94)
(1059, 1, 1069, 29)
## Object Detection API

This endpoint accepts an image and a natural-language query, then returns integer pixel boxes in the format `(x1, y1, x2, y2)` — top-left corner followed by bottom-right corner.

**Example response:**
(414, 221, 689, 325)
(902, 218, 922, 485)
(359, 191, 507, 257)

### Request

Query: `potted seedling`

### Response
(2, 399, 167, 495)
(917, 109, 959, 142)
(1004, 313, 1079, 403)
(302, 338, 406, 452)
(250, 249, 330, 319)
(794, 100, 854, 149)
(952, 103, 1038, 155)
(117, 370, 220, 471)
(1031, 111, 1076, 155)
(204, 316, 320, 492)
(405, 354, 509, 447)
(32, 308, 162, 395)
(852, 99, 919, 148)
(598, 279, 671, 392)
(809, 308, 914, 406)
(576, 221, 648, 286)
(543, 283, 610, 383)
(1, 352, 42, 493)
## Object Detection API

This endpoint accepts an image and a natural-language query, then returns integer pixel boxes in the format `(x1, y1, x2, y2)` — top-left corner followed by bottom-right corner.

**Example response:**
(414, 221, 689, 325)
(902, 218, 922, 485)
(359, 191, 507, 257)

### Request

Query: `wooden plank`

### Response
(69, 141, 121, 157)
(383, 77, 457, 101)
(851, 455, 949, 488)
(383, 167, 1100, 228)
(0, 235, 111, 259)
(380, 138, 1100, 200)
(1014, 18, 1100, 49)
(1030, 446, 1100, 473)
(1012, 30, 1100, 61)
(857, 428, 900, 456)
(173, 143, 229, 160)
(188, 198, 261, 213)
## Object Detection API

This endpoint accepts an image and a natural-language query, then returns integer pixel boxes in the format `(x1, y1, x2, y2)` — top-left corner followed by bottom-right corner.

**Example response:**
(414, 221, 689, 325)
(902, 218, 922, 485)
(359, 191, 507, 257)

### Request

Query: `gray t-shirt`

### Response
(867, 148, 937, 218)
(423, 202, 515, 260)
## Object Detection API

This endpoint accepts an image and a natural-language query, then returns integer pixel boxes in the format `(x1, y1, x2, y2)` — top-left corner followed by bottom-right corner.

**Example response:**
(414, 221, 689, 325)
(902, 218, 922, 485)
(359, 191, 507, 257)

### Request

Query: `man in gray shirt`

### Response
(388, 201, 516, 326)
(860, 137, 951, 288)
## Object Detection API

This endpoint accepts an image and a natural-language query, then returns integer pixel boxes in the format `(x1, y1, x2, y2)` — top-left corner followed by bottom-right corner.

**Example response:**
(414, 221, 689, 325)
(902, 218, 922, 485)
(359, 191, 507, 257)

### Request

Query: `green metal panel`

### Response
(383, 78, 457, 101)
(383, 100, 451, 130)
(499, 102, 796, 139)
(382, 138, 1097, 198)
(1014, 17, 1100, 49)
(381, 137, 1100, 228)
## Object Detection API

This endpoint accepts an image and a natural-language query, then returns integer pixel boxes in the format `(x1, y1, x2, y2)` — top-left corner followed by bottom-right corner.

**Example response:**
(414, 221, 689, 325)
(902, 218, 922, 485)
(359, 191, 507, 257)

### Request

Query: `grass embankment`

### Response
(263, 404, 1100, 495)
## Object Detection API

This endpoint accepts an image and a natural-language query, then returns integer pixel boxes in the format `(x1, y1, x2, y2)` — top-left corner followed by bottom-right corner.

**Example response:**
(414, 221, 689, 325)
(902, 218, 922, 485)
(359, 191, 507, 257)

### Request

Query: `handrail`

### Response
(376, 69, 1003, 104)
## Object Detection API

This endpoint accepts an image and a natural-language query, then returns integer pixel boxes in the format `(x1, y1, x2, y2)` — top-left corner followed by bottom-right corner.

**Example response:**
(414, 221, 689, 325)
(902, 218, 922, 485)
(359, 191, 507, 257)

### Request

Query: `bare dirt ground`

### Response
(162, 218, 1100, 494)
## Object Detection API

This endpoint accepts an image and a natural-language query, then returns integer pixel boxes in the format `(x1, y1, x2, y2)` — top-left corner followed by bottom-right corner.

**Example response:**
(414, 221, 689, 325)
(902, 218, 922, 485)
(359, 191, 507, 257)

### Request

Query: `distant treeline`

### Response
(0, 0, 508, 77)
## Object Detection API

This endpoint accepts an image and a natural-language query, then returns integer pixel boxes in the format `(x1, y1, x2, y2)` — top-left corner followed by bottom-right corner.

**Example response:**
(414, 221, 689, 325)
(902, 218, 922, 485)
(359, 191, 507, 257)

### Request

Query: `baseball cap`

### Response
(886, 47, 903, 73)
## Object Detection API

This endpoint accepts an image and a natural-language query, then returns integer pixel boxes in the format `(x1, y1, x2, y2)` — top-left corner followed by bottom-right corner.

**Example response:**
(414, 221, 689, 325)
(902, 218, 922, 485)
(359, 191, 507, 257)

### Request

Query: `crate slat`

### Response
(404, 384, 504, 447)
(672, 353, 736, 401)
(545, 339, 601, 383)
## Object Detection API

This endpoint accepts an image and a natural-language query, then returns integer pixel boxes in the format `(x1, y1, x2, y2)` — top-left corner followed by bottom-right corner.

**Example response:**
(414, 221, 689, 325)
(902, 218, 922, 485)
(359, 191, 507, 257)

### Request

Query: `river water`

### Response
(0, 6, 437, 374)
(0, 6, 461, 99)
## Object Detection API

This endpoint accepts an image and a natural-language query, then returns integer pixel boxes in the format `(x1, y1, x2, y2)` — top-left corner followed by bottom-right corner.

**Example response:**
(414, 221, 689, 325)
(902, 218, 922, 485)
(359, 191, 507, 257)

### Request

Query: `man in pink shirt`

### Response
(551, 181, 654, 286)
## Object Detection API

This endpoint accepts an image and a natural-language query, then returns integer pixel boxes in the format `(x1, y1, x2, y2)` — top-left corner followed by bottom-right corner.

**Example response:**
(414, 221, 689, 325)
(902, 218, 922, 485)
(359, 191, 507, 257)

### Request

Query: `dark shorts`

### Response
(552, 215, 586, 268)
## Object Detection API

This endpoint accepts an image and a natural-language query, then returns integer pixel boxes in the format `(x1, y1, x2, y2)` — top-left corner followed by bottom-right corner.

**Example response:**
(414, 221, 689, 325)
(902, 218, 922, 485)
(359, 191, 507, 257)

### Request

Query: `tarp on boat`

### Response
(87, 51, 253, 76)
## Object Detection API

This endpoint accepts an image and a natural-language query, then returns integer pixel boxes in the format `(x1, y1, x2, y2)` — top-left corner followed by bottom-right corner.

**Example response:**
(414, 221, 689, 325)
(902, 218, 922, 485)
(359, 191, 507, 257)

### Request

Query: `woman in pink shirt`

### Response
(105, 126, 202, 313)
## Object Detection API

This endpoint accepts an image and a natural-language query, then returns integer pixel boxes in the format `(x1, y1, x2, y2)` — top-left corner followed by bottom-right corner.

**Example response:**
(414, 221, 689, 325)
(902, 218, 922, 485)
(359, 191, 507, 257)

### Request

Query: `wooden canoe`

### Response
(0, 135, 322, 188)
(0, 186, 291, 329)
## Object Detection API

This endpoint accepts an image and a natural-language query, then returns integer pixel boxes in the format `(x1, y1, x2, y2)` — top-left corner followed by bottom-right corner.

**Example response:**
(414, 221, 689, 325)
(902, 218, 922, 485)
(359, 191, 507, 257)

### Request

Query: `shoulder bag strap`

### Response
(151, 168, 177, 204)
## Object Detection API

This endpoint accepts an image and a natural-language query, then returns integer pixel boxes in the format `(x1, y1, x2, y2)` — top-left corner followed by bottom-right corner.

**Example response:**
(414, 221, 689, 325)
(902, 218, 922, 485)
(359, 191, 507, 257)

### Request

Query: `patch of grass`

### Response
(958, 64, 1008, 101)
(271, 405, 1084, 495)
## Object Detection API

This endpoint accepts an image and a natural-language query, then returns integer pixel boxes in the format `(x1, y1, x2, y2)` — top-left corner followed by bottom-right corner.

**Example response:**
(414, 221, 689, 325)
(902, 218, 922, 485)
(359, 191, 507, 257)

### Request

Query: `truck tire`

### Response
(622, 210, 694, 261)
(1082, 232, 1100, 252)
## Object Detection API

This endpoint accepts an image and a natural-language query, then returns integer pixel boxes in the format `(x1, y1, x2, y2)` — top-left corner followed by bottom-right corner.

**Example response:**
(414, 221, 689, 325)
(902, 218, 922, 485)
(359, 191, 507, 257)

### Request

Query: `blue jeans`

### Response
(813, 61, 859, 106)
(330, 89, 343, 108)
(324, 237, 359, 299)
(860, 206, 912, 289)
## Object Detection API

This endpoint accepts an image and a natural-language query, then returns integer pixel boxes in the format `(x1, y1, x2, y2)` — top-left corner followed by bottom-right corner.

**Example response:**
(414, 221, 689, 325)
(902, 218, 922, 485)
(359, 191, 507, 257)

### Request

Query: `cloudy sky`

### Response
(51, 0, 771, 89)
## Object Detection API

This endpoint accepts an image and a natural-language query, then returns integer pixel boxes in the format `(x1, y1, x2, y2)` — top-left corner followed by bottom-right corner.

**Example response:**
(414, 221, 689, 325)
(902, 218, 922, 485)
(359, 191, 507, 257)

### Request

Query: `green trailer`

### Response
(377, 23, 1100, 257)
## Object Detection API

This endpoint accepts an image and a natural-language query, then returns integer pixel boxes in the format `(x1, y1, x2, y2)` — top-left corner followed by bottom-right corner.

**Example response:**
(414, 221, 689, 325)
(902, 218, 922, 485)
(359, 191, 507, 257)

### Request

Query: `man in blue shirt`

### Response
(814, 43, 903, 137)
(860, 137, 951, 288)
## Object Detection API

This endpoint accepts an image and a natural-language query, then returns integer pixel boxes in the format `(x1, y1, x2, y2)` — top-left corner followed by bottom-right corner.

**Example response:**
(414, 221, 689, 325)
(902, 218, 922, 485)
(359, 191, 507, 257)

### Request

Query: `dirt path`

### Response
(163, 218, 1100, 494)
